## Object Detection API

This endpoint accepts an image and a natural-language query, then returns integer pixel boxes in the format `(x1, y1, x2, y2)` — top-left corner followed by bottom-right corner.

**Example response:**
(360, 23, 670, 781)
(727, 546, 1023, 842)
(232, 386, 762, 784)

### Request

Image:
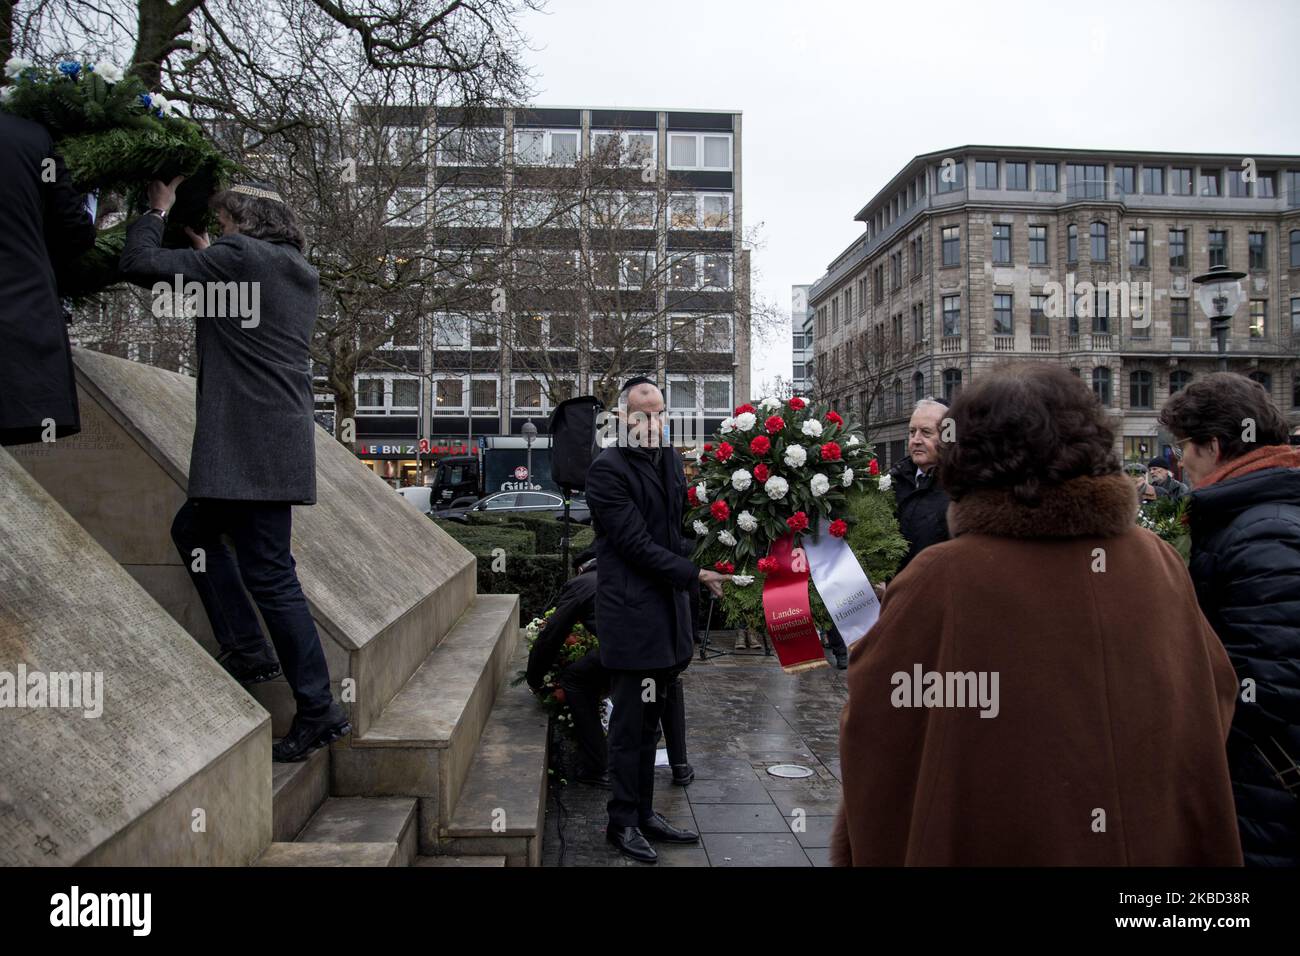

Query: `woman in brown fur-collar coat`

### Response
(830, 365, 1242, 866)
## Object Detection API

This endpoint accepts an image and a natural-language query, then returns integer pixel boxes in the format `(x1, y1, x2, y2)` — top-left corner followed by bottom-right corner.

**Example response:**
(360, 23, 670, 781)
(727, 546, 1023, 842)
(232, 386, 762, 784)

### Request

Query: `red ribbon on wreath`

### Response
(760, 533, 829, 674)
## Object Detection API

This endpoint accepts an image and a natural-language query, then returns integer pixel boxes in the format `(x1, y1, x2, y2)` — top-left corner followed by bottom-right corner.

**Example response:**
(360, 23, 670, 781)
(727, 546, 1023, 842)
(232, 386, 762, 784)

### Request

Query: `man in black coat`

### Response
(1161, 373, 1300, 867)
(118, 177, 348, 762)
(888, 397, 952, 577)
(0, 114, 97, 445)
(584, 378, 728, 862)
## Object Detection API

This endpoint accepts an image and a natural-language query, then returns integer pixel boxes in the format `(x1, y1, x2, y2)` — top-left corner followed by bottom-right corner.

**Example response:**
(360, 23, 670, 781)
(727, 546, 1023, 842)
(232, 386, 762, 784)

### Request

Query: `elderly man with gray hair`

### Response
(886, 396, 953, 576)
(118, 176, 349, 762)
(584, 376, 729, 862)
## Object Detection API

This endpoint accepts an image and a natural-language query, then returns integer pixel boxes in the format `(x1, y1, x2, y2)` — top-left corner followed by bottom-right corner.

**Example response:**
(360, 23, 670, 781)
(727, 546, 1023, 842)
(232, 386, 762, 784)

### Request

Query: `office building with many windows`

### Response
(791, 284, 813, 395)
(807, 146, 1300, 469)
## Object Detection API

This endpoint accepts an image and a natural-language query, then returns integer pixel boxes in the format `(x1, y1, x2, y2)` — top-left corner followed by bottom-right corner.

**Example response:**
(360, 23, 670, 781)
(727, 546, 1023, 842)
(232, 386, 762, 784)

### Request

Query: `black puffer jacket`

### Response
(1187, 458, 1300, 867)
(888, 456, 951, 577)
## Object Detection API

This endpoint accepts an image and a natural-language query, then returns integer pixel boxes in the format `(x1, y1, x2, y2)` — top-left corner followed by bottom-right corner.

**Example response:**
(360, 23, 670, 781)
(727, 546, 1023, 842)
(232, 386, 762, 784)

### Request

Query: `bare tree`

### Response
(808, 322, 908, 443)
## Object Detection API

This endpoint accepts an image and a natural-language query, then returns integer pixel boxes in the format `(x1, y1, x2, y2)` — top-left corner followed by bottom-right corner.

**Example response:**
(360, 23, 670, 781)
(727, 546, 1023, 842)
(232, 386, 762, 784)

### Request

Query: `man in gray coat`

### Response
(119, 177, 349, 761)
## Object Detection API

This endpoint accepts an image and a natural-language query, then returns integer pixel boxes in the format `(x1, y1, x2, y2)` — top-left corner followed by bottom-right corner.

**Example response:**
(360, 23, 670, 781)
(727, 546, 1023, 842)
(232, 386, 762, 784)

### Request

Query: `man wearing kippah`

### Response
(119, 177, 350, 761)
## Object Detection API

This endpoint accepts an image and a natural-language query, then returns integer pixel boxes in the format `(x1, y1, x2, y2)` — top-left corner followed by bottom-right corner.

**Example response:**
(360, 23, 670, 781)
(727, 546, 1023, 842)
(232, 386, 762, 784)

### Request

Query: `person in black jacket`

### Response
(887, 397, 952, 576)
(527, 547, 609, 786)
(1161, 373, 1300, 867)
(585, 378, 728, 863)
(0, 113, 97, 445)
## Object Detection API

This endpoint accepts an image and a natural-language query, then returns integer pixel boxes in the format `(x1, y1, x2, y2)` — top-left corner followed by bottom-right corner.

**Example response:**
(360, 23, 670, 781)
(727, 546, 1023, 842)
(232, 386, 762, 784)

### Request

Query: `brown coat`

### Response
(830, 473, 1242, 866)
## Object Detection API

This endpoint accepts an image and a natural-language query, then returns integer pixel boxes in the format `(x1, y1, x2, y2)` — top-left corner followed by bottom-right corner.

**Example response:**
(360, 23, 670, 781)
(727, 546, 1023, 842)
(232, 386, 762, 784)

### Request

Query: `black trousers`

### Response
(660, 674, 687, 768)
(606, 662, 688, 828)
(826, 624, 846, 653)
(558, 650, 609, 777)
(171, 498, 334, 721)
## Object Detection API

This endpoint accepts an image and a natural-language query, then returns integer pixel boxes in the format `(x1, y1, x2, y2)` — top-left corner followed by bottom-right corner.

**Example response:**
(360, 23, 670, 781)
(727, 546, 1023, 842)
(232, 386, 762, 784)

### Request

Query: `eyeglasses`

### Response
(1171, 437, 1194, 460)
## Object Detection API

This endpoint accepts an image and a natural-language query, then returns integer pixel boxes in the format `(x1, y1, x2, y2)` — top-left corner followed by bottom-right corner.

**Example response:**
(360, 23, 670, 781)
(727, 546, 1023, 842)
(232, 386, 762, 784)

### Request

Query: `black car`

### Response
(433, 490, 591, 524)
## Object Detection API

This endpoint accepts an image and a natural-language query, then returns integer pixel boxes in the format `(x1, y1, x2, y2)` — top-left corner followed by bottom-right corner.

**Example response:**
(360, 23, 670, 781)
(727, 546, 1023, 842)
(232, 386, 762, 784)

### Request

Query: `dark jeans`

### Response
(606, 662, 688, 828)
(558, 650, 609, 778)
(826, 625, 846, 653)
(171, 498, 334, 721)
(660, 674, 687, 768)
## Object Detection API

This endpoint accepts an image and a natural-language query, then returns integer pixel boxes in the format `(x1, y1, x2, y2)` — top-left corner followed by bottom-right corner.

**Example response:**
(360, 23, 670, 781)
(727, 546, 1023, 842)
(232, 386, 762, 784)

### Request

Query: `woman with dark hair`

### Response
(1159, 372, 1300, 867)
(831, 363, 1242, 865)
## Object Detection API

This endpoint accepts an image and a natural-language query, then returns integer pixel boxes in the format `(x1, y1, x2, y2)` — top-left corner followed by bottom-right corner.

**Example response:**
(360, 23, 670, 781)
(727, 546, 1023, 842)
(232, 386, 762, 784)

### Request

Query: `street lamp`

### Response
(1192, 264, 1247, 372)
(521, 418, 537, 486)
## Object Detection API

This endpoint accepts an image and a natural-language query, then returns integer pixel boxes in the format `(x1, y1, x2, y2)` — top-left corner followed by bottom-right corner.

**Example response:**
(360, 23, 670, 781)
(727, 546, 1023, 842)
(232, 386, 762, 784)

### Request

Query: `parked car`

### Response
(433, 490, 591, 525)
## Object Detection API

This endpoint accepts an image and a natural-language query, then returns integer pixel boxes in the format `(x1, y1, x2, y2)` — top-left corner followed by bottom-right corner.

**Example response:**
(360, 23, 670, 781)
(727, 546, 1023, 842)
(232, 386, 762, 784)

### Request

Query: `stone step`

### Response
(329, 594, 520, 854)
(255, 842, 400, 867)
(414, 855, 508, 867)
(271, 744, 330, 842)
(439, 642, 550, 867)
(295, 796, 418, 867)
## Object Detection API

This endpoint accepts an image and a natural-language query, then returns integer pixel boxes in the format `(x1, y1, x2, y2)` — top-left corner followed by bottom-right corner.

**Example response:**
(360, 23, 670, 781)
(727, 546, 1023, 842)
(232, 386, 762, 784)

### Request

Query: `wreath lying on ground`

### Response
(514, 611, 604, 736)
(2, 57, 240, 300)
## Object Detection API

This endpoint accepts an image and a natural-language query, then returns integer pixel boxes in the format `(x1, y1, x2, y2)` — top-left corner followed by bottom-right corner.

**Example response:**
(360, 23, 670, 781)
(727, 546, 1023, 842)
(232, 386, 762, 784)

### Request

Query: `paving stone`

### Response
(692, 803, 790, 834)
(702, 833, 812, 867)
(793, 815, 837, 849)
(685, 778, 775, 805)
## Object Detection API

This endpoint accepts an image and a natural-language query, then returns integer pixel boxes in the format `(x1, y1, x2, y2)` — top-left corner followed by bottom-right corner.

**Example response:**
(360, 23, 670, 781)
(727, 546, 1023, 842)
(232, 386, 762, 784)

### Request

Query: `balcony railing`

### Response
(993, 335, 1014, 351)
(1031, 335, 1050, 353)
(1092, 333, 1113, 350)
(1066, 334, 1080, 350)
(941, 335, 962, 354)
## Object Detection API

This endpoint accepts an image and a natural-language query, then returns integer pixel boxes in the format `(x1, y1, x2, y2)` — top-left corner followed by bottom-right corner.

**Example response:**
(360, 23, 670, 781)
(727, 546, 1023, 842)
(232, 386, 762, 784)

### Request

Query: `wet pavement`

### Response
(541, 636, 847, 867)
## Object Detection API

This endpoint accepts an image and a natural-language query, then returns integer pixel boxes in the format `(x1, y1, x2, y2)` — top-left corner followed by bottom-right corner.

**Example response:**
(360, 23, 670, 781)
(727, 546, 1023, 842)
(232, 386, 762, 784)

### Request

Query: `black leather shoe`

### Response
(217, 644, 282, 684)
(272, 704, 351, 762)
(639, 811, 699, 844)
(606, 826, 657, 863)
(671, 764, 695, 786)
(833, 648, 848, 670)
(577, 772, 612, 789)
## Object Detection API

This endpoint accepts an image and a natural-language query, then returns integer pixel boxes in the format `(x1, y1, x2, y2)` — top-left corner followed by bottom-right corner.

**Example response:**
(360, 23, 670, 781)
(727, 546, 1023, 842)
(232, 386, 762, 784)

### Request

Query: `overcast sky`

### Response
(517, 0, 1300, 396)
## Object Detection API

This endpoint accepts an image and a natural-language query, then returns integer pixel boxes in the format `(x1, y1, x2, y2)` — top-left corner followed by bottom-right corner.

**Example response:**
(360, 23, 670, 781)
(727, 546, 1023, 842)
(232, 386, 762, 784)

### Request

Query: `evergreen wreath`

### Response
(2, 57, 241, 300)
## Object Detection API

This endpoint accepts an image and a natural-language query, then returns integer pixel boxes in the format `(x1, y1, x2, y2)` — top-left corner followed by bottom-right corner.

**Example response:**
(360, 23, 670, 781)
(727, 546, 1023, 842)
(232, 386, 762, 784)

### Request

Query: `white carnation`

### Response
(733, 411, 756, 431)
(718, 530, 737, 547)
(765, 475, 789, 500)
(877, 473, 891, 491)
(94, 62, 124, 83)
(731, 574, 754, 587)
(801, 418, 824, 438)
(4, 57, 32, 79)
(737, 510, 758, 532)
(718, 417, 735, 434)
(811, 473, 830, 497)
(695, 482, 708, 503)
(150, 91, 173, 116)
(761, 396, 782, 410)
(783, 443, 807, 468)
(847, 435, 860, 446)
(731, 468, 752, 492)
(693, 519, 709, 536)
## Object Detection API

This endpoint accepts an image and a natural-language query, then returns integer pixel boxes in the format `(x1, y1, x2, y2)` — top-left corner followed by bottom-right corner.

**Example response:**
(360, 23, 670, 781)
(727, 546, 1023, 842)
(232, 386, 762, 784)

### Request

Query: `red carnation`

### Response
(788, 396, 806, 410)
(829, 519, 849, 538)
(715, 441, 735, 463)
(714, 560, 735, 574)
(786, 511, 809, 532)
(757, 556, 779, 575)
(553, 687, 567, 704)
(753, 463, 770, 482)
(565, 634, 581, 646)
(734, 403, 756, 415)
(710, 500, 731, 522)
(687, 486, 699, 506)
(765, 415, 786, 434)
(704, 443, 713, 452)
(749, 435, 771, 456)
(826, 411, 843, 426)
(820, 441, 842, 461)
(868, 458, 880, 476)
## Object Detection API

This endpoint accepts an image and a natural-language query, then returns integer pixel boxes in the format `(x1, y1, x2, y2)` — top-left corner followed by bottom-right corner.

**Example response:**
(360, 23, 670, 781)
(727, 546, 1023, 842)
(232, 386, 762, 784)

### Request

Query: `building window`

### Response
(1249, 232, 1267, 270)
(1290, 230, 1300, 268)
(893, 378, 903, 414)
(1199, 169, 1221, 197)
(992, 224, 1011, 264)
(357, 377, 386, 411)
(667, 132, 732, 171)
(1035, 162, 1057, 192)
(1029, 225, 1048, 265)
(700, 254, 731, 288)
(1170, 370, 1192, 393)
(470, 377, 498, 411)
(856, 276, 868, 314)
(1171, 298, 1190, 338)
(936, 160, 966, 193)
(1249, 299, 1266, 338)
(1090, 221, 1108, 262)
(891, 251, 903, 290)
(386, 378, 418, 411)
(1209, 230, 1227, 268)
(590, 129, 656, 166)
(514, 128, 579, 166)
(873, 264, 885, 303)
(1114, 166, 1135, 196)
(1169, 229, 1188, 269)
(434, 377, 465, 415)
(1093, 289, 1109, 334)
(1250, 370, 1272, 395)
(1292, 296, 1300, 335)
(911, 235, 923, 277)
(912, 302, 924, 343)
(976, 160, 999, 189)
(913, 371, 925, 403)
(1227, 168, 1250, 198)
(1142, 167, 1164, 194)
(513, 377, 543, 412)
(1006, 162, 1028, 190)
(438, 126, 503, 166)
(942, 295, 961, 337)
(1067, 163, 1106, 199)
(831, 298, 839, 330)
(1294, 372, 1300, 408)
(1067, 224, 1078, 263)
(993, 293, 1013, 335)
(942, 369, 962, 402)
(1030, 294, 1049, 336)
(1129, 370, 1153, 409)
(942, 226, 960, 266)
(1170, 167, 1193, 195)
(1128, 228, 1148, 268)
(1256, 172, 1276, 198)
(844, 287, 853, 322)
(1092, 367, 1112, 405)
